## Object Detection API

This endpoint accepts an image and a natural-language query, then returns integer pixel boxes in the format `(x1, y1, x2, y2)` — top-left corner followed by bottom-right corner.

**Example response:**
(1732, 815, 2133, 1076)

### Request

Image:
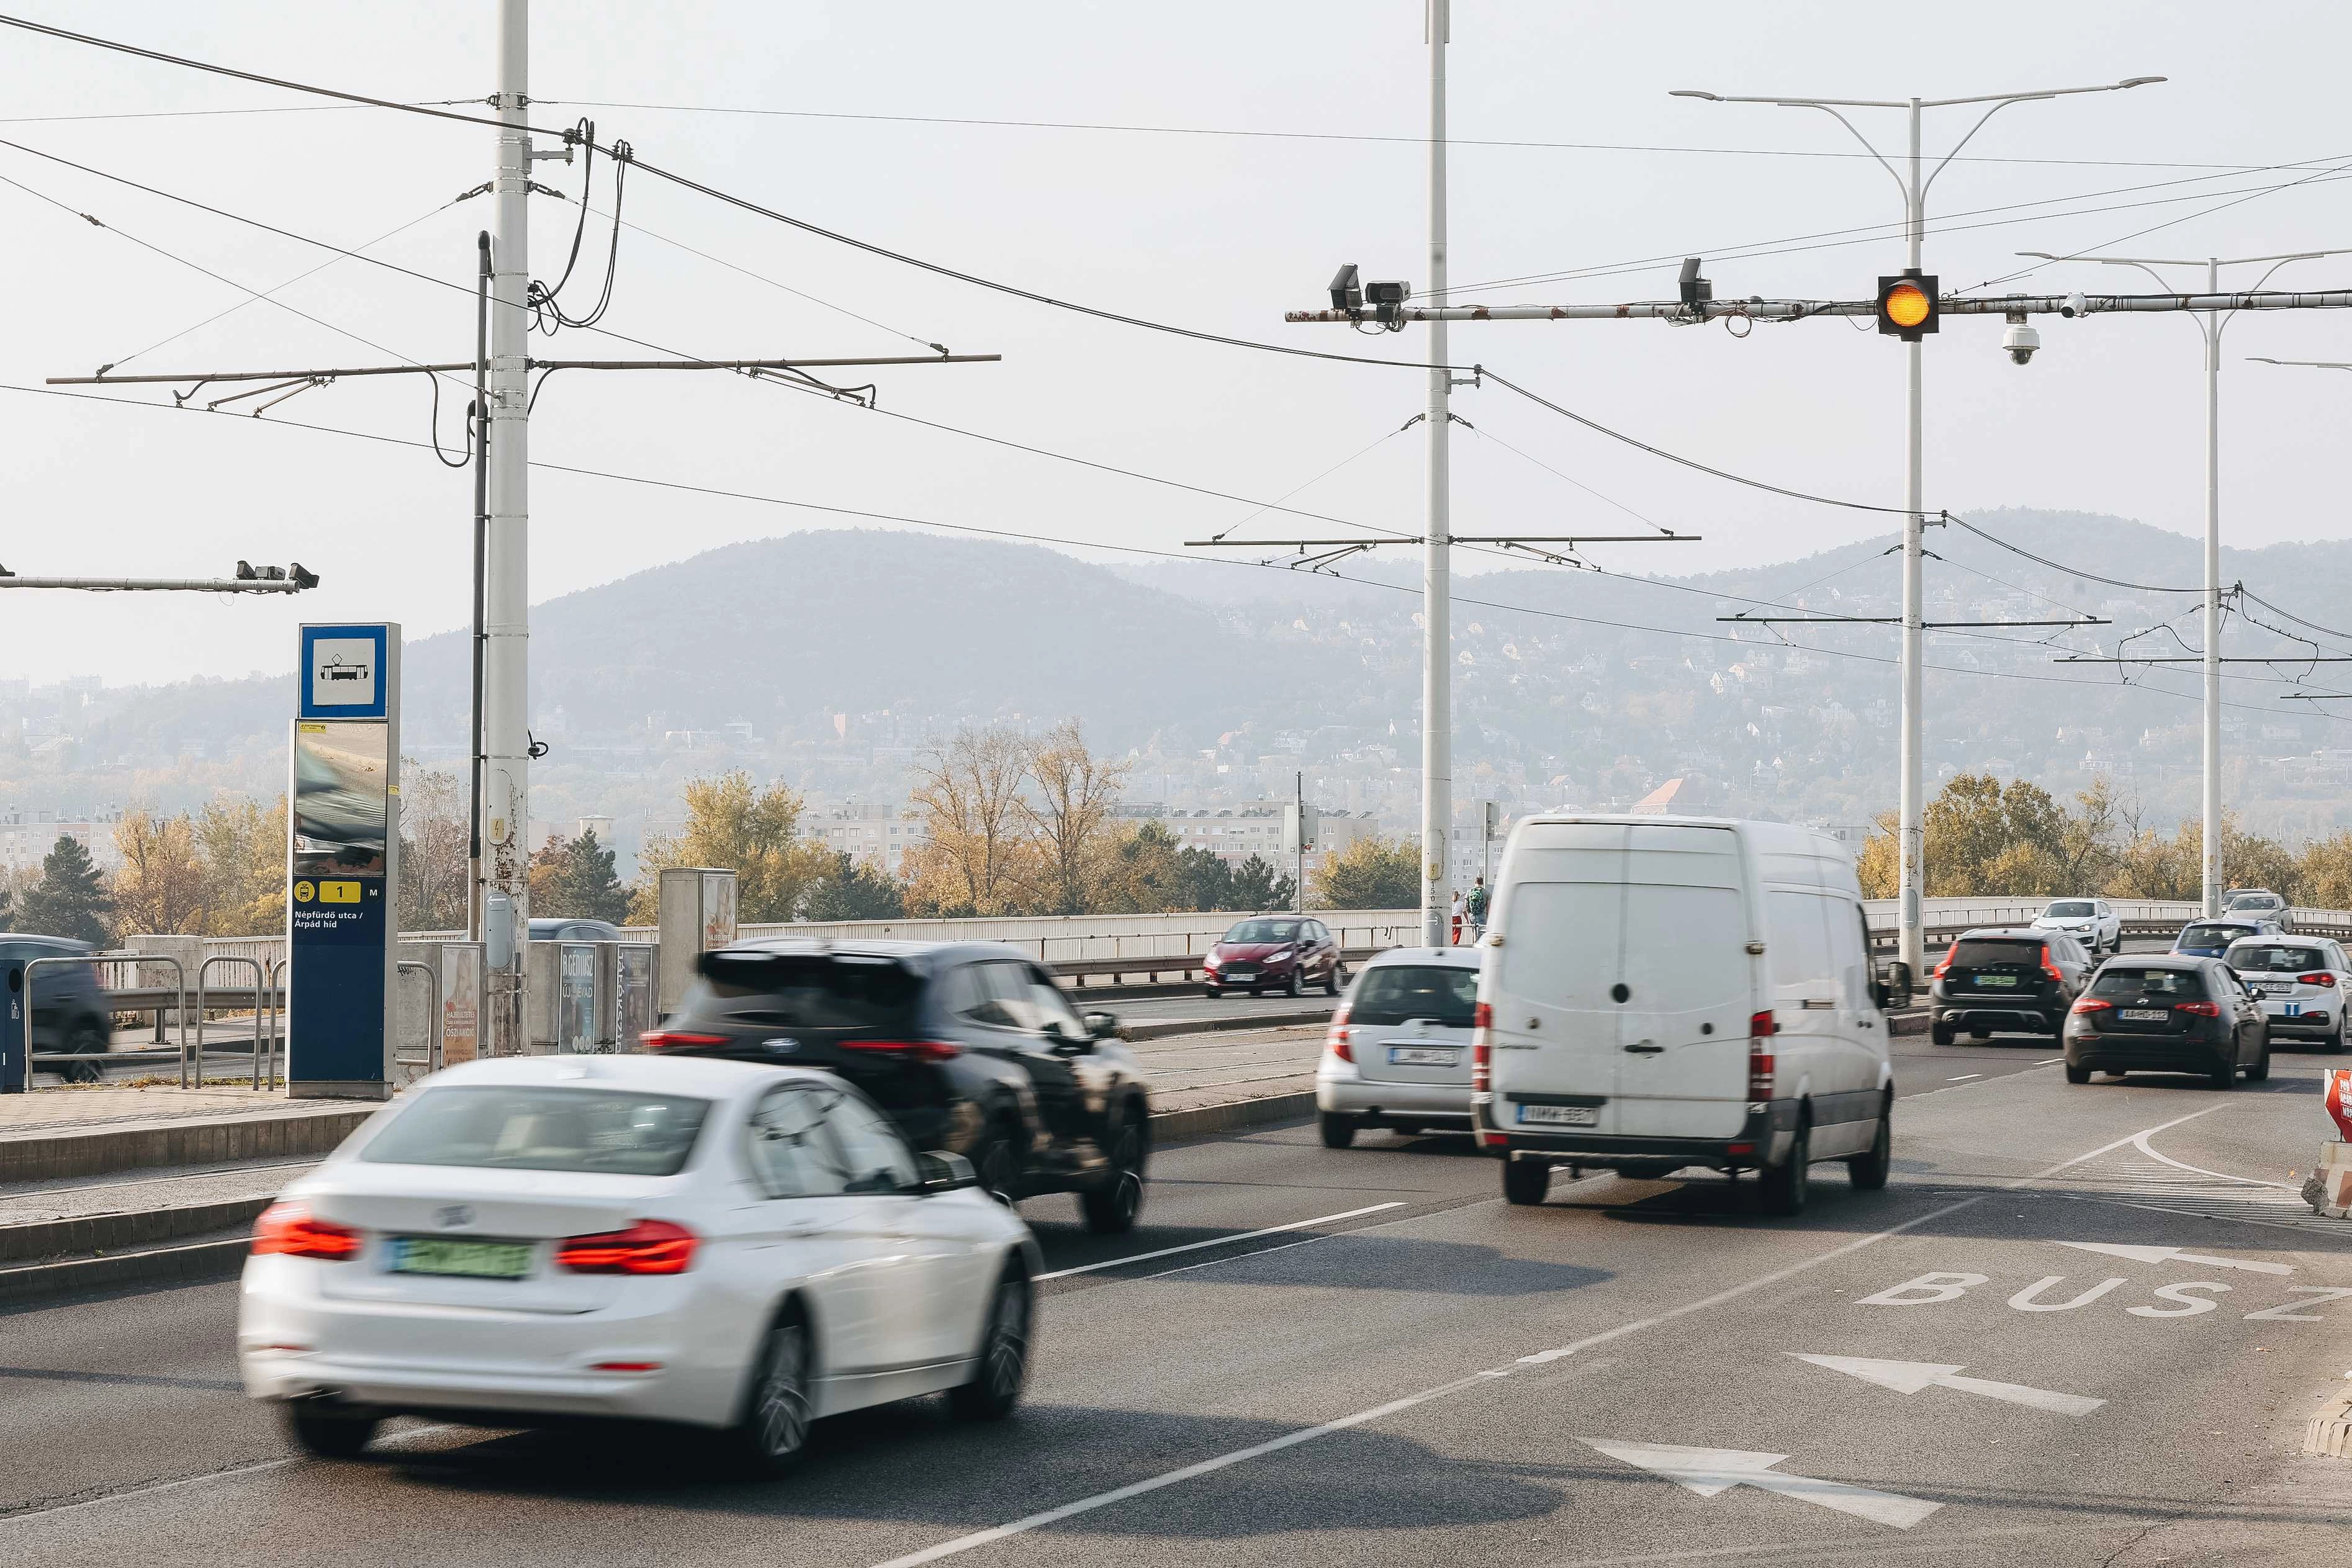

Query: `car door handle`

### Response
(1623, 1040, 1664, 1054)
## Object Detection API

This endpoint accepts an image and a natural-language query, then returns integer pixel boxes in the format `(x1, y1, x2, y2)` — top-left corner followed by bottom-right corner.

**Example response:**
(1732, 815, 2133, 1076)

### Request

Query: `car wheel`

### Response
(281, 1401, 380, 1459)
(2065, 1063, 2093, 1084)
(1757, 1123, 1810, 1216)
(2209, 1055, 2237, 1091)
(949, 1269, 1032, 1422)
(1284, 971, 1303, 999)
(1501, 1158, 1551, 1206)
(1318, 1111, 1357, 1150)
(2327, 1024, 2346, 1055)
(1079, 1111, 1147, 1235)
(724, 1310, 813, 1477)
(1847, 1105, 1891, 1191)
(2246, 1038, 2272, 1083)
(1930, 1022, 1955, 1047)
(973, 1127, 1022, 1207)
(62, 1020, 106, 1085)
(1204, 985, 1222, 1000)
(1326, 963, 1345, 998)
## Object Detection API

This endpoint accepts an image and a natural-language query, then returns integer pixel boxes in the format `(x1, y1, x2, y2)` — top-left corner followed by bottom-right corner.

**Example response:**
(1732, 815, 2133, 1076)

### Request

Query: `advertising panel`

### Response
(441, 942, 483, 1066)
(558, 943, 598, 1053)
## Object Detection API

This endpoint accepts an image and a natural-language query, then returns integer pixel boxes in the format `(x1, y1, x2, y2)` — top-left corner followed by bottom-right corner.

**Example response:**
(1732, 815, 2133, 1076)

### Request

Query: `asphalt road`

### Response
(7, 1023, 2351, 1565)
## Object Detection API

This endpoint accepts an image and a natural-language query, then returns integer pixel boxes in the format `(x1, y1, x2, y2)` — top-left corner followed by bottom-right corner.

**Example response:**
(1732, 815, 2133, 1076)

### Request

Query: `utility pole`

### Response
(1295, 768, 1306, 915)
(1420, 0, 1453, 949)
(2022, 250, 2351, 917)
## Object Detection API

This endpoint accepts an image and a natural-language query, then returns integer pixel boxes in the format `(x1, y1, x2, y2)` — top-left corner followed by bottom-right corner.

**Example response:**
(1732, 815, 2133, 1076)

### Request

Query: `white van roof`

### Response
(1508, 813, 1862, 896)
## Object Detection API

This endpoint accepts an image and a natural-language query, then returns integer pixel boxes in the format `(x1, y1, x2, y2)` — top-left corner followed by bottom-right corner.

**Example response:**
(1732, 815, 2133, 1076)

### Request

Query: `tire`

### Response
(1204, 985, 1222, 1000)
(1501, 1158, 1551, 1206)
(1079, 1110, 1147, 1234)
(2065, 1063, 2093, 1084)
(1847, 1106, 1891, 1191)
(1284, 971, 1303, 999)
(723, 1310, 813, 1477)
(1757, 1122, 1810, 1217)
(948, 1269, 1032, 1422)
(1318, 1111, 1358, 1150)
(2209, 1055, 2237, 1091)
(2246, 1037, 2271, 1083)
(280, 1402, 379, 1459)
(1325, 963, 1345, 998)
(1931, 1022, 1955, 1047)
(62, 1020, 107, 1085)
(2327, 1025, 2346, 1056)
(973, 1127, 1023, 1207)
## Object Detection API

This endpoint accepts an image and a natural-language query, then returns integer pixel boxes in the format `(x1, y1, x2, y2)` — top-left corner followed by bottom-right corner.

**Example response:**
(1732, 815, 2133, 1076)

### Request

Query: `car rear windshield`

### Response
(2089, 966, 2209, 1001)
(1949, 939, 2043, 968)
(685, 950, 922, 1029)
(1223, 920, 1301, 944)
(2229, 944, 2327, 973)
(362, 1086, 711, 1175)
(2179, 925, 2248, 948)
(2043, 902, 2095, 917)
(1349, 965, 1479, 1027)
(2226, 893, 2282, 910)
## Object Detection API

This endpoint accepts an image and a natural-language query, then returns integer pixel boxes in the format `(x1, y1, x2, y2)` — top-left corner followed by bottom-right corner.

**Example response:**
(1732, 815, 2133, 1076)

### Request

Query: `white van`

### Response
(1475, 815, 1893, 1215)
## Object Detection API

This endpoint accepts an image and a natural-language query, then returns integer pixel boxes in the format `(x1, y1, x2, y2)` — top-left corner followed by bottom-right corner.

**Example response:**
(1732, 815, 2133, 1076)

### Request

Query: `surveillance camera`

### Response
(2058, 292, 2088, 319)
(2002, 321, 2040, 366)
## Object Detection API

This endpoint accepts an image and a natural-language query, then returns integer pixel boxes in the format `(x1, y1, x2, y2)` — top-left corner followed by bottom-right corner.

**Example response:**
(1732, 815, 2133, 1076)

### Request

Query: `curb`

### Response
(0, 1233, 252, 1307)
(1124, 1009, 1330, 1043)
(2307, 1390, 2352, 1459)
(0, 1107, 376, 1186)
(1150, 1092, 1315, 1145)
(0, 1196, 276, 1264)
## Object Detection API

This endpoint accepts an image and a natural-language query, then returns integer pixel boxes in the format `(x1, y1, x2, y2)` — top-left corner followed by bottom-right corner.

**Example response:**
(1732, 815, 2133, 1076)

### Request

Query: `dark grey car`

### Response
(1, 935, 115, 1082)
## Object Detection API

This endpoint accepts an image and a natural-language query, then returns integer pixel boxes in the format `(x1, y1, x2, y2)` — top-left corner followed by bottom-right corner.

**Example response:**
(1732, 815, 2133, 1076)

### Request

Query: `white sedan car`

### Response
(2030, 898, 2120, 955)
(238, 1055, 1038, 1475)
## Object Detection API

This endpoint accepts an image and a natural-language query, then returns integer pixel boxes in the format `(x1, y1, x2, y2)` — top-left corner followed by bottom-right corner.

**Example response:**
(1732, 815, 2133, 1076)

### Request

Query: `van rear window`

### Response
(1949, 939, 2042, 969)
(1349, 966, 1478, 1028)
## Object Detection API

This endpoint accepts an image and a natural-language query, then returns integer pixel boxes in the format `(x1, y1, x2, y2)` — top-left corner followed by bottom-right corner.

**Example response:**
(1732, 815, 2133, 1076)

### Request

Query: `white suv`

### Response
(2031, 898, 2120, 956)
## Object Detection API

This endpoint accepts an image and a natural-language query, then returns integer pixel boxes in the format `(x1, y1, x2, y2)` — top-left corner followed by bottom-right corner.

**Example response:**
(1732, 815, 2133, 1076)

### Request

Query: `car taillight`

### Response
(1747, 1012, 1775, 1098)
(2039, 945, 2063, 985)
(839, 1039, 962, 1062)
(556, 1219, 698, 1276)
(1326, 1005, 1353, 1062)
(639, 1030, 728, 1051)
(2303, 972, 2338, 987)
(2175, 1001, 2222, 1017)
(1932, 943, 1956, 980)
(2070, 998, 2113, 1015)
(251, 1202, 361, 1261)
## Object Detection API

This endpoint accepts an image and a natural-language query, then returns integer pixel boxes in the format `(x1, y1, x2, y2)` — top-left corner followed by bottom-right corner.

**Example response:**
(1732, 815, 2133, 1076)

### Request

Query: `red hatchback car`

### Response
(1203, 917, 1345, 999)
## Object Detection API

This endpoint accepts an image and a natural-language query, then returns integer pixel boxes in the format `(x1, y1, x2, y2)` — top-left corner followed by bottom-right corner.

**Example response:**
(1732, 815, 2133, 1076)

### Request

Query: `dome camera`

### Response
(2002, 319, 2040, 366)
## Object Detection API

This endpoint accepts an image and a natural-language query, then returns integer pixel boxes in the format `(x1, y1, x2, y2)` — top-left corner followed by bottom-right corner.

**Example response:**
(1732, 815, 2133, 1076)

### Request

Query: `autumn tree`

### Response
(801, 852, 908, 921)
(198, 794, 290, 936)
(531, 829, 631, 923)
(1312, 836, 1422, 910)
(112, 809, 210, 935)
(1097, 822, 1188, 914)
(633, 772, 828, 923)
(20, 835, 112, 945)
(904, 727, 1035, 917)
(395, 768, 470, 934)
(1019, 719, 1132, 915)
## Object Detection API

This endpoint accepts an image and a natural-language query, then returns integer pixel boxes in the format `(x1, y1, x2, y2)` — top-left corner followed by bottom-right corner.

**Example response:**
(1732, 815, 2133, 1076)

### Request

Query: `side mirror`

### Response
(1879, 961, 1914, 1011)
(1047, 1019, 1096, 1055)
(1870, 979, 1891, 1013)
(916, 1150, 976, 1194)
(1082, 1009, 1122, 1042)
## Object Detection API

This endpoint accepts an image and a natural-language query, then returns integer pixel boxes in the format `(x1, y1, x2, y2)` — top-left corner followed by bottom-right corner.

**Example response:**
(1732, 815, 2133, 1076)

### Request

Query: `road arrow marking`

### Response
(2055, 1241, 2295, 1276)
(1791, 1354, 2104, 1416)
(1580, 1440, 1943, 1529)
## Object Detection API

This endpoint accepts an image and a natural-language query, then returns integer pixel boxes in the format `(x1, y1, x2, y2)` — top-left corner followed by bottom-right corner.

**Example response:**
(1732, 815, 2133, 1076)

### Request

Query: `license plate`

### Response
(1518, 1103, 1599, 1127)
(1973, 975, 2018, 988)
(1388, 1045, 1459, 1066)
(1223, 969, 1256, 981)
(2119, 1008, 2169, 1022)
(389, 1237, 534, 1279)
(2256, 981, 2291, 993)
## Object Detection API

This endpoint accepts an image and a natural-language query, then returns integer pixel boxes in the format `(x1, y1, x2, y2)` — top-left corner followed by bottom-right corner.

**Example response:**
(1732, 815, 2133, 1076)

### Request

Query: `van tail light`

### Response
(556, 1220, 698, 1276)
(1326, 1004, 1353, 1063)
(2174, 1001, 2223, 1017)
(1747, 1012, 1775, 1099)
(2070, 998, 2113, 1016)
(2039, 945, 2063, 985)
(2303, 972, 2338, 987)
(1932, 943, 1956, 980)
(251, 1202, 361, 1261)
(639, 1030, 729, 1051)
(840, 1039, 963, 1062)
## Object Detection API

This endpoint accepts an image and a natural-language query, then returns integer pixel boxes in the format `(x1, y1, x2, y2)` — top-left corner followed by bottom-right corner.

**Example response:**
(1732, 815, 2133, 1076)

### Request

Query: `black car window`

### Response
(1349, 965, 1479, 1027)
(1224, 919, 1302, 944)
(1948, 939, 2042, 969)
(747, 1086, 846, 1199)
(688, 951, 921, 1031)
(2179, 924, 2250, 948)
(2089, 966, 2207, 1001)
(2229, 944, 2327, 973)
(822, 1093, 918, 1194)
(2045, 902, 2096, 917)
(363, 1086, 710, 1174)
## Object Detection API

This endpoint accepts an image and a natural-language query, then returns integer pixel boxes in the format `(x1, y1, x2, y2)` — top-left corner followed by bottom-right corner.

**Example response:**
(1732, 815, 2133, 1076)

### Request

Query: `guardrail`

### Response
(1049, 945, 1391, 988)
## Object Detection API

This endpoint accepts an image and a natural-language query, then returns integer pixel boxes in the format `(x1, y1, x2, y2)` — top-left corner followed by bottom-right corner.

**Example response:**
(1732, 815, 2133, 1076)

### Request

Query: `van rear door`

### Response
(1611, 825, 1753, 1140)
(1486, 822, 1628, 1134)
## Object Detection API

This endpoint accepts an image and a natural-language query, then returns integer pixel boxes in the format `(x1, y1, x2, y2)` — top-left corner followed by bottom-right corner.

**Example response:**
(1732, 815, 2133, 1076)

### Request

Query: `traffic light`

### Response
(1877, 269, 1938, 340)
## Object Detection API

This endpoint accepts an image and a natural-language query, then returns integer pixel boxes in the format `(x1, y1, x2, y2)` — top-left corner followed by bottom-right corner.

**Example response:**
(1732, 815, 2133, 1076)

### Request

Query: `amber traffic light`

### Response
(1877, 270, 1939, 340)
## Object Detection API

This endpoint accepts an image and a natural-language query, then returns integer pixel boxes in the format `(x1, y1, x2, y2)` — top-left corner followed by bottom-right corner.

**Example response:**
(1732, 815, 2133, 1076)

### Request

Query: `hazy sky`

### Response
(6, 1, 2352, 689)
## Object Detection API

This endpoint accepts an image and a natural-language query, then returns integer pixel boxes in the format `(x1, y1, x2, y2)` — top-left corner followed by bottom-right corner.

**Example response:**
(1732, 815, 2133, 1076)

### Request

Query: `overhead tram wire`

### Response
(1939, 513, 2207, 594)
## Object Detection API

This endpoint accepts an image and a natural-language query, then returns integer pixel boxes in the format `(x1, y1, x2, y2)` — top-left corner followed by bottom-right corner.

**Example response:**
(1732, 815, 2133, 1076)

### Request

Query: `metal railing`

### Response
(395, 959, 442, 1081)
(194, 955, 274, 1093)
(22, 950, 186, 1092)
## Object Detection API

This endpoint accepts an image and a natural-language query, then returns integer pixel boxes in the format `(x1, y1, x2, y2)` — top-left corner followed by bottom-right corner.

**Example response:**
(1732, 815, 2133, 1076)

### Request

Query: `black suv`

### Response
(2062, 954, 2269, 1087)
(1929, 927, 2093, 1045)
(644, 940, 1151, 1232)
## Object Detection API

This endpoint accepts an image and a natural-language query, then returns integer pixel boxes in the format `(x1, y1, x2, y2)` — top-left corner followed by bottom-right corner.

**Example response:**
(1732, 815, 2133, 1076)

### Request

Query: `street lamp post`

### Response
(1672, 78, 2163, 976)
(2021, 250, 2351, 917)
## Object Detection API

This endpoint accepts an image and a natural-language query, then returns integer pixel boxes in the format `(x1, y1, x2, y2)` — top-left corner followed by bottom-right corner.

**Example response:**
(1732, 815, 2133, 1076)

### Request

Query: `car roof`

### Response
(2104, 953, 2207, 969)
(0, 933, 92, 952)
(415, 1052, 829, 1099)
(726, 938, 1043, 967)
(2226, 932, 2325, 946)
(1361, 945, 1480, 970)
(1955, 927, 2046, 940)
(2184, 917, 2262, 929)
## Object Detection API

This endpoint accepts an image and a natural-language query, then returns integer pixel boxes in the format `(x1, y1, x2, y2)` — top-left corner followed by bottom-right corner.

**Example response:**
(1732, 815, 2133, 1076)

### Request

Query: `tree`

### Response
(1857, 772, 2083, 898)
(395, 768, 469, 934)
(528, 828, 631, 922)
(1313, 836, 1422, 910)
(112, 809, 210, 935)
(632, 772, 827, 923)
(1019, 719, 1132, 915)
(19, 834, 112, 945)
(1098, 822, 1188, 913)
(1174, 845, 1234, 912)
(904, 727, 1035, 917)
(197, 794, 290, 936)
(801, 852, 908, 921)
(1227, 853, 1295, 913)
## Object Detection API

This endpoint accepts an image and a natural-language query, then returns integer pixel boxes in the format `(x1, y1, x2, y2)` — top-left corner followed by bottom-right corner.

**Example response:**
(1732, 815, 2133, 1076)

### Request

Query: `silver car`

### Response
(2225, 935, 2350, 1053)
(1315, 947, 1480, 1147)
(2030, 897, 2120, 956)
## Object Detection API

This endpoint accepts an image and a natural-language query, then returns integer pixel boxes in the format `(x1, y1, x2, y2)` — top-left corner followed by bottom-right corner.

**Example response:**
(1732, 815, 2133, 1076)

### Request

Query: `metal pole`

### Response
(1896, 99, 1927, 977)
(2203, 256, 2222, 916)
(469, 230, 490, 942)
(1295, 769, 1305, 914)
(485, 0, 531, 1053)
(1420, 0, 1453, 949)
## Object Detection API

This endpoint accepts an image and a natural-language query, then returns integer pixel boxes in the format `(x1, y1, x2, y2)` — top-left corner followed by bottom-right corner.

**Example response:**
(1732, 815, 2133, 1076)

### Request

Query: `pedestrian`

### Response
(1467, 875, 1489, 940)
(1450, 887, 1466, 946)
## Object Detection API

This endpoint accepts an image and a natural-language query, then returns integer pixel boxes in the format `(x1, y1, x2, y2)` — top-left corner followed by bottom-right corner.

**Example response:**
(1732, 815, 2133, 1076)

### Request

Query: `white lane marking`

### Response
(1579, 1440, 1942, 1530)
(867, 1368, 1512, 1568)
(1791, 1354, 2104, 1417)
(1947, 1075, 1982, 1082)
(0, 1422, 457, 1525)
(2036, 1058, 2063, 1065)
(1035, 1202, 1407, 1280)
(866, 1107, 2222, 1567)
(1133, 1234, 1328, 1281)
(2055, 1240, 2296, 1275)
(2129, 1128, 2297, 1189)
